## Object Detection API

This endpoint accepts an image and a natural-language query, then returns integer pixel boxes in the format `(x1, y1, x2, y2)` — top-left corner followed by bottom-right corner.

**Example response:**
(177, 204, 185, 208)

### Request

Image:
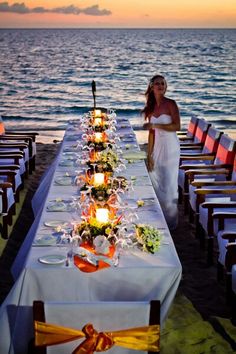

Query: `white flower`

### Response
(93, 235, 110, 254)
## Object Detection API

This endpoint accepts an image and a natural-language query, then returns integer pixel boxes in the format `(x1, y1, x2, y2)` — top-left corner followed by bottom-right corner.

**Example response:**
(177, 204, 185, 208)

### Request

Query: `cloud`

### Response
(0, 2, 112, 16)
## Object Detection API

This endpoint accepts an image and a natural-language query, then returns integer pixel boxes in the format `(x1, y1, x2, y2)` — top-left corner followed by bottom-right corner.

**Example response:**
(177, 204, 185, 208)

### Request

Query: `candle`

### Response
(94, 117, 102, 126)
(96, 208, 109, 223)
(93, 173, 105, 186)
(94, 109, 102, 117)
(94, 132, 103, 142)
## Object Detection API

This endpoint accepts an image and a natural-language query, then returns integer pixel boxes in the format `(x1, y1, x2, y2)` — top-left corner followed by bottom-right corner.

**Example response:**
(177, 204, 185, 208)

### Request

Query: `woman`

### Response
(142, 74, 180, 230)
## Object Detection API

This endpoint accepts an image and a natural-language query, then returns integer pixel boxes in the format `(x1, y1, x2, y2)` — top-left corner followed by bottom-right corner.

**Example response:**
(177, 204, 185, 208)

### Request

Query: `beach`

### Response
(0, 129, 236, 352)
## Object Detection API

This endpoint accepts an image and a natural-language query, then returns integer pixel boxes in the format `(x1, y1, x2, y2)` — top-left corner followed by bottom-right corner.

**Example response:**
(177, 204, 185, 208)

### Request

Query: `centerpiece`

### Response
(79, 171, 128, 203)
(87, 148, 119, 173)
(88, 110, 110, 132)
(75, 203, 122, 255)
(86, 132, 113, 152)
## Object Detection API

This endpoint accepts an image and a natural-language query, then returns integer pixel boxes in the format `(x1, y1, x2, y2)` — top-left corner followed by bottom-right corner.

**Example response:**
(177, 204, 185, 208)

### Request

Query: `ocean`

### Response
(0, 28, 235, 143)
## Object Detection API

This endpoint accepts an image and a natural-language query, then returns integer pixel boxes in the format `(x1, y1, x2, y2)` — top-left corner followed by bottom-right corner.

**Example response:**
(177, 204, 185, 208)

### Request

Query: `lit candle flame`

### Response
(93, 173, 105, 186)
(96, 208, 109, 223)
(94, 109, 102, 117)
(94, 117, 102, 126)
(94, 132, 103, 142)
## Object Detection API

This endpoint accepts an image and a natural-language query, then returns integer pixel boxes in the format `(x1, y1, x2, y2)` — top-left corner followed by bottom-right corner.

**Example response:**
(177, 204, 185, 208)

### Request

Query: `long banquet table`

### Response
(0, 115, 182, 353)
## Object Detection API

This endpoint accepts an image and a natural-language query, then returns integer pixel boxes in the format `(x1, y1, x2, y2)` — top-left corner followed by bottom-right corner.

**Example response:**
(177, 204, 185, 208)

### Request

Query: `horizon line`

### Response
(0, 27, 236, 30)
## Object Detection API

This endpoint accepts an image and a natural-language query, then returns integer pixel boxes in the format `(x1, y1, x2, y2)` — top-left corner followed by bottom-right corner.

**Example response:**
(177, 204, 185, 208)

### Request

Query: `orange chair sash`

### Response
(35, 321, 160, 353)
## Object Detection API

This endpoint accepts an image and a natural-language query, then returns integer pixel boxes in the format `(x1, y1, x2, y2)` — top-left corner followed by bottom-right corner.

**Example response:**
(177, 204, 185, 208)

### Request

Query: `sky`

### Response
(0, 0, 236, 28)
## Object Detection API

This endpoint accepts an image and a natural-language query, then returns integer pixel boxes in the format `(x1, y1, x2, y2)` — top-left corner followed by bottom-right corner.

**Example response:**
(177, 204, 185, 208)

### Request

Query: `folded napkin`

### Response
(74, 244, 116, 273)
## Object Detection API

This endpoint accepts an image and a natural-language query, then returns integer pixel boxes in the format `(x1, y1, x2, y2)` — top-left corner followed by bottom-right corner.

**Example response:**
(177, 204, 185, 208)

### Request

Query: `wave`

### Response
(1, 115, 49, 122)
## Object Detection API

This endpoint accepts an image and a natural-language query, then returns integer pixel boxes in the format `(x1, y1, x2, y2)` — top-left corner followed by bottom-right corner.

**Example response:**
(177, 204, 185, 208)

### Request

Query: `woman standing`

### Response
(143, 74, 180, 230)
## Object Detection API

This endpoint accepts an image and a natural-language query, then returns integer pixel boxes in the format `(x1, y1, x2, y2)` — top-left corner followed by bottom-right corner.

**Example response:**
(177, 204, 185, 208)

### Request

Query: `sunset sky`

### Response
(0, 0, 235, 28)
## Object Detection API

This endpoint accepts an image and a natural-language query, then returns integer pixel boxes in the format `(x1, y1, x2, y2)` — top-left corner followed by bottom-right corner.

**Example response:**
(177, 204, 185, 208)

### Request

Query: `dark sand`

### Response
(0, 141, 236, 352)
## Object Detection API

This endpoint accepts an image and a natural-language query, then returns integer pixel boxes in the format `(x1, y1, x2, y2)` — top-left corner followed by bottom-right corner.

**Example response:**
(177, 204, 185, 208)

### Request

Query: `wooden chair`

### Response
(0, 151, 27, 180)
(0, 141, 30, 176)
(212, 212, 236, 324)
(178, 118, 210, 147)
(213, 211, 236, 282)
(0, 167, 22, 202)
(177, 115, 199, 140)
(181, 134, 236, 219)
(0, 181, 15, 239)
(231, 264, 236, 325)
(178, 127, 222, 209)
(193, 156, 236, 264)
(27, 300, 160, 354)
(0, 116, 38, 173)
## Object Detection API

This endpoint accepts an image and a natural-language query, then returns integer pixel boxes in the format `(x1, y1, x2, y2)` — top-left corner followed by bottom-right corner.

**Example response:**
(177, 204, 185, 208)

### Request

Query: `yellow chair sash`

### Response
(35, 321, 160, 353)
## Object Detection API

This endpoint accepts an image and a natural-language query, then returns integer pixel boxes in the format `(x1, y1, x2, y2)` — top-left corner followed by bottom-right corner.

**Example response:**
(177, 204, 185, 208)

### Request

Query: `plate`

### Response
(38, 254, 66, 265)
(44, 220, 69, 228)
(59, 160, 74, 167)
(33, 235, 59, 246)
(47, 202, 67, 212)
(54, 177, 73, 186)
(123, 151, 146, 160)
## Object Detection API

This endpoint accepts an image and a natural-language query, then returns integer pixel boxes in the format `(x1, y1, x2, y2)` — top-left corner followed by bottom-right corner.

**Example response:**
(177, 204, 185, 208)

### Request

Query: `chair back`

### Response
(0, 116, 5, 134)
(232, 155, 236, 181)
(214, 134, 236, 166)
(202, 127, 222, 154)
(8, 300, 160, 354)
(186, 116, 199, 138)
(193, 119, 211, 144)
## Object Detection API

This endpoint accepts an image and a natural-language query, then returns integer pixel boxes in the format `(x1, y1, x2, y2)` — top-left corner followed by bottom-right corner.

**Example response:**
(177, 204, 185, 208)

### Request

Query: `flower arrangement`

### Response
(87, 148, 119, 172)
(91, 124, 110, 133)
(85, 132, 114, 152)
(80, 176, 128, 202)
(81, 184, 113, 202)
(75, 216, 121, 246)
(135, 224, 161, 254)
(87, 141, 113, 152)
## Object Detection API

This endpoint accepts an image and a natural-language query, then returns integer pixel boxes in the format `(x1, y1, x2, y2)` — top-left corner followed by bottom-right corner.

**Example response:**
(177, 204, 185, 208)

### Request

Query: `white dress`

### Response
(149, 114, 180, 230)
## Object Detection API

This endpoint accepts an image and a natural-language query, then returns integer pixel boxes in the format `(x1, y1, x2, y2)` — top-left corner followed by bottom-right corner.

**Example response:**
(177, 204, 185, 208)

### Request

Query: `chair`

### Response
(192, 156, 236, 263)
(0, 181, 15, 239)
(0, 116, 38, 173)
(7, 300, 160, 354)
(0, 141, 30, 176)
(178, 127, 222, 209)
(231, 264, 236, 325)
(212, 212, 236, 324)
(179, 118, 210, 147)
(182, 134, 236, 218)
(0, 167, 22, 202)
(213, 211, 236, 276)
(177, 115, 199, 140)
(0, 151, 26, 179)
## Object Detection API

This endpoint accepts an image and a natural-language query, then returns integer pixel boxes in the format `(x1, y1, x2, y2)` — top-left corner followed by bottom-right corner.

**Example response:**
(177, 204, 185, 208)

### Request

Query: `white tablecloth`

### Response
(0, 117, 182, 353)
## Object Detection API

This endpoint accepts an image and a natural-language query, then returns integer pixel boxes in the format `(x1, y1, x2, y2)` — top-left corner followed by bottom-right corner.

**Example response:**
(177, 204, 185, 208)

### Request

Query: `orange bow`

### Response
(35, 321, 160, 353)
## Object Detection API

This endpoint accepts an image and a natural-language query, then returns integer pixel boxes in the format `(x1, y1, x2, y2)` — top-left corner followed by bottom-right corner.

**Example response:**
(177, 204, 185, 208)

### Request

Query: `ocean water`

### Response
(0, 28, 235, 143)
